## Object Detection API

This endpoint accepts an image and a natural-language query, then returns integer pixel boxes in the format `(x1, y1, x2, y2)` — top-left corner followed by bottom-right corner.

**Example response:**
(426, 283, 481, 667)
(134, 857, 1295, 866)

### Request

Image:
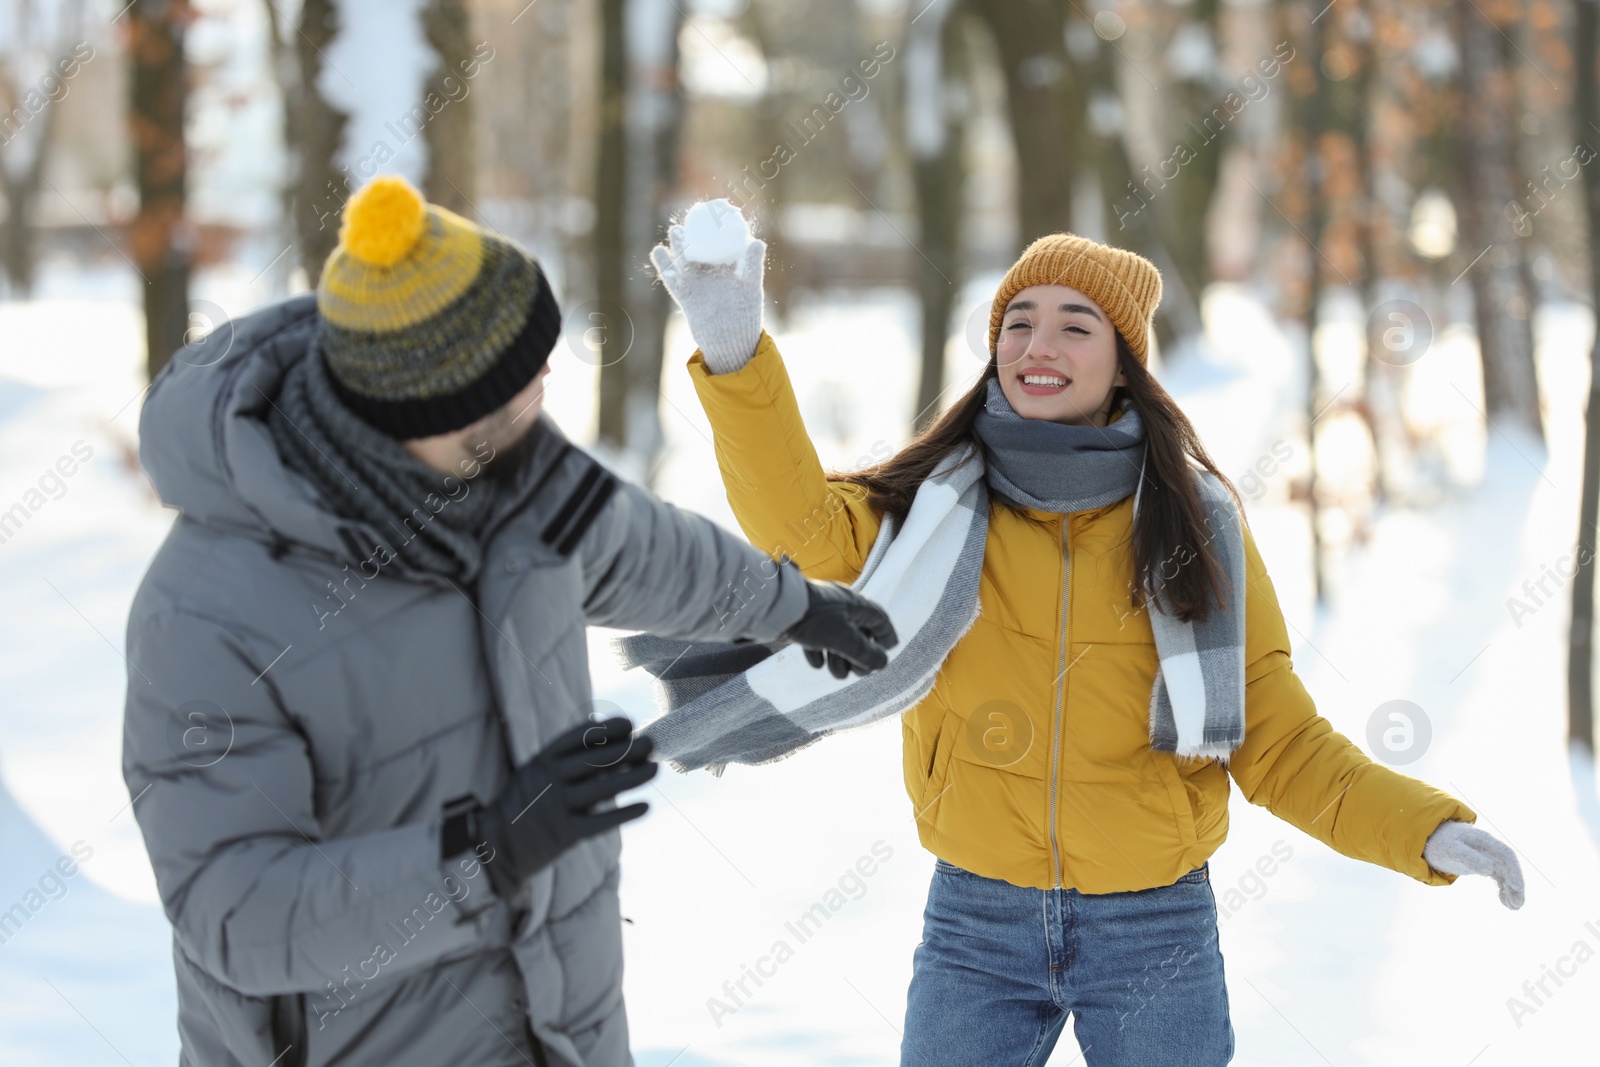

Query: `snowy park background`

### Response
(5, 0, 1600, 1064)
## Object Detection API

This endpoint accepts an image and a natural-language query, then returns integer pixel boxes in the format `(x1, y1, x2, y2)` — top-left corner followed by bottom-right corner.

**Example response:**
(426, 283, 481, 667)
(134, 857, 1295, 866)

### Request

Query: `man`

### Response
(122, 175, 896, 1067)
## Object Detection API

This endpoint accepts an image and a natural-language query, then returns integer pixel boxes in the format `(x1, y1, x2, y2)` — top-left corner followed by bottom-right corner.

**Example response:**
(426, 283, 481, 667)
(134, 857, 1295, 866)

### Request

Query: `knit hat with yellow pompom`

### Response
(315, 175, 561, 439)
(988, 233, 1163, 364)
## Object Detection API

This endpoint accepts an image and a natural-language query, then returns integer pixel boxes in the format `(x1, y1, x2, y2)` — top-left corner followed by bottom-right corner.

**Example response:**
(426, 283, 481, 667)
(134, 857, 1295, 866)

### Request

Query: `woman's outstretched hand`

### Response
(649, 199, 766, 375)
(1423, 819, 1526, 909)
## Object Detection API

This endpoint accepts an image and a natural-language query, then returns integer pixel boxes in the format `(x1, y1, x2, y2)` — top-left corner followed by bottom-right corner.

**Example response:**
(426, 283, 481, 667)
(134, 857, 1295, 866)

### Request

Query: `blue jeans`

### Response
(900, 859, 1234, 1067)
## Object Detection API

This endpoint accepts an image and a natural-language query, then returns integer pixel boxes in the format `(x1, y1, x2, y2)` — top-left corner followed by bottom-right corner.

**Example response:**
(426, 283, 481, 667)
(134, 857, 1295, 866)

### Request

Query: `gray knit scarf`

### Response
(267, 334, 505, 583)
(973, 378, 1145, 510)
(619, 381, 1248, 772)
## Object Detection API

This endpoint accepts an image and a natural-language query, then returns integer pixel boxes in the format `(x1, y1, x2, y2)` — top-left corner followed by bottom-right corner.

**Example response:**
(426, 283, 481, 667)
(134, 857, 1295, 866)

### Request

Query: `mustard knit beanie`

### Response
(988, 233, 1163, 364)
(315, 175, 561, 439)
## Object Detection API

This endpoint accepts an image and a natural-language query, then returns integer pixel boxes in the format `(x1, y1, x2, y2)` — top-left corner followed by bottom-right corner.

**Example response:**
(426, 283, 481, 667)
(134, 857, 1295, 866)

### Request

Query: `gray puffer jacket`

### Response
(123, 294, 806, 1066)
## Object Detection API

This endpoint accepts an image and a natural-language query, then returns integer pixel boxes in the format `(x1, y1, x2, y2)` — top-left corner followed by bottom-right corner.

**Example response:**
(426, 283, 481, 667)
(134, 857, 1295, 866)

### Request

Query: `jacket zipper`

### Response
(1048, 517, 1070, 889)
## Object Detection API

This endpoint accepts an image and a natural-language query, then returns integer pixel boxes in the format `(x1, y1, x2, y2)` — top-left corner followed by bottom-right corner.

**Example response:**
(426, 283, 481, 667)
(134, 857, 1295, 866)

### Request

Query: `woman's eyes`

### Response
(1005, 321, 1089, 334)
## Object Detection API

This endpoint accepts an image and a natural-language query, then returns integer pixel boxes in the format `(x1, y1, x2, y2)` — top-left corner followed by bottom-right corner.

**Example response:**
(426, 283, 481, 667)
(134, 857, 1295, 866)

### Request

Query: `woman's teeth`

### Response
(1021, 375, 1068, 388)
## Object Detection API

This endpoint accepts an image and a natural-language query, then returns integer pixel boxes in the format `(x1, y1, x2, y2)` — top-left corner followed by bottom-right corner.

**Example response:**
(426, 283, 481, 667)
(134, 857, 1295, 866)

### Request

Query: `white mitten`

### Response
(649, 198, 766, 375)
(1423, 819, 1526, 909)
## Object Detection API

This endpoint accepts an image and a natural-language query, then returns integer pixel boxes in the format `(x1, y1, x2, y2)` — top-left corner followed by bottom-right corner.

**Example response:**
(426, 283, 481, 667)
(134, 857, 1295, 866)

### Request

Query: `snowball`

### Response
(681, 199, 751, 265)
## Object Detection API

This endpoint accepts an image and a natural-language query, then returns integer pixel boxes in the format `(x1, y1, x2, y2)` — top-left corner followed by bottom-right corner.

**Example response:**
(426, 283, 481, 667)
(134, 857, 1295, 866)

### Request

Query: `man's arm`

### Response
(575, 473, 808, 642)
(122, 607, 497, 997)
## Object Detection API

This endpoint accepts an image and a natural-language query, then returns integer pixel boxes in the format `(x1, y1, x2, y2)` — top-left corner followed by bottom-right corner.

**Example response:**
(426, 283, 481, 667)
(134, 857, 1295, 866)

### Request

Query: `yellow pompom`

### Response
(339, 175, 428, 268)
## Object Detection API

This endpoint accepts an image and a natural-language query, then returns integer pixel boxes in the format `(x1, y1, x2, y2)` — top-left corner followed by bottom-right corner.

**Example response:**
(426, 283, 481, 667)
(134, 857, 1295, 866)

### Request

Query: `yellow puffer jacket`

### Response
(687, 333, 1475, 893)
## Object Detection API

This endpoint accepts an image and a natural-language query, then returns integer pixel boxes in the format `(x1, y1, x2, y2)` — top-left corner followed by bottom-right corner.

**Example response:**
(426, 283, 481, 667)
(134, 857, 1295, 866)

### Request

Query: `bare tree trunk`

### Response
(0, 98, 59, 296)
(287, 3, 475, 283)
(260, 0, 298, 295)
(420, 0, 475, 214)
(738, 5, 796, 324)
(593, 0, 628, 450)
(1302, 0, 1328, 604)
(291, 0, 346, 282)
(1568, 0, 1599, 799)
(1352, 0, 1394, 506)
(1151, 0, 1227, 314)
(970, 0, 1076, 243)
(618, 0, 685, 482)
(741, 0, 896, 320)
(906, 0, 967, 429)
(1454, 0, 1543, 442)
(0, 0, 86, 297)
(128, 0, 192, 383)
(591, 0, 685, 471)
(1080, 10, 1204, 358)
(481, 0, 579, 284)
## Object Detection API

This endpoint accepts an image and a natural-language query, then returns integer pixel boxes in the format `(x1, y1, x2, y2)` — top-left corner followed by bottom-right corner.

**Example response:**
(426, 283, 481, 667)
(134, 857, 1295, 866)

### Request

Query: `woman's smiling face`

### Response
(995, 283, 1126, 427)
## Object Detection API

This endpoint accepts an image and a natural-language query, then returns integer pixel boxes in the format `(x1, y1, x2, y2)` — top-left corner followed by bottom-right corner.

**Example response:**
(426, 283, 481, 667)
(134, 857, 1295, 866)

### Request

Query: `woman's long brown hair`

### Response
(827, 331, 1246, 623)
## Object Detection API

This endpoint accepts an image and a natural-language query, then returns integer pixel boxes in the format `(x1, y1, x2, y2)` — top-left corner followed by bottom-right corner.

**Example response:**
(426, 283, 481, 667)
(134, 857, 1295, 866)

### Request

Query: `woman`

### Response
(643, 211, 1524, 1067)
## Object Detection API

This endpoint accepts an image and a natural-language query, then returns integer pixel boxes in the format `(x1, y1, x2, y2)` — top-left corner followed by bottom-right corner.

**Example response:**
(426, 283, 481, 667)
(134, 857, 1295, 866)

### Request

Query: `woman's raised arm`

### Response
(652, 201, 881, 583)
(686, 332, 882, 583)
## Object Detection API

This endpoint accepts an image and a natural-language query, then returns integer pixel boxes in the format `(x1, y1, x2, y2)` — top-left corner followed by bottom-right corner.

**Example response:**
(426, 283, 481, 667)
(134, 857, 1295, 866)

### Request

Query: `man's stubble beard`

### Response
(477, 416, 540, 489)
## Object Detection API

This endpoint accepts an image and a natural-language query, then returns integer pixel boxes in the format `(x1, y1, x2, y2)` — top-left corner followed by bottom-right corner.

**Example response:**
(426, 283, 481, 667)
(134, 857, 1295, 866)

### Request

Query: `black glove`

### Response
(473, 716, 657, 898)
(783, 578, 899, 679)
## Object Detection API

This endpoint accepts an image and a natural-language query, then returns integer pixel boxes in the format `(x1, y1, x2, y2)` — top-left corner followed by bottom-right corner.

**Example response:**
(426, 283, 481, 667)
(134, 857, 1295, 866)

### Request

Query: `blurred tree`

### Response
(1374, 3, 1466, 501)
(127, 0, 192, 382)
(284, 0, 343, 279)
(896, 0, 1089, 417)
(743, 0, 884, 320)
(0, 0, 86, 297)
(1303, 0, 1330, 604)
(1072, 8, 1205, 358)
(1454, 0, 1544, 442)
(260, 0, 299, 297)
(472, 0, 584, 269)
(969, 0, 1077, 244)
(284, 0, 480, 285)
(1147, 0, 1228, 336)
(1350, 0, 1396, 505)
(421, 0, 475, 214)
(594, 0, 684, 479)
(1569, 0, 1599, 808)
(905, 0, 970, 429)
(738, 6, 796, 320)
(1296, 0, 1392, 522)
(593, 0, 625, 445)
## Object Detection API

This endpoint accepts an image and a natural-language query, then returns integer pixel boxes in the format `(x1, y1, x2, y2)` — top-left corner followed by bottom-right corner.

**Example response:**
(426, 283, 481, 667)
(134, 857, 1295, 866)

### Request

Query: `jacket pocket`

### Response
(914, 708, 959, 815)
(1149, 750, 1199, 848)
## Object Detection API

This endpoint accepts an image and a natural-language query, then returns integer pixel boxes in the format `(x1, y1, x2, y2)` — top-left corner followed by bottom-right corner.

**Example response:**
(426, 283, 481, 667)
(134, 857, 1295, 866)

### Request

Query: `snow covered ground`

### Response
(1, 268, 1596, 1065)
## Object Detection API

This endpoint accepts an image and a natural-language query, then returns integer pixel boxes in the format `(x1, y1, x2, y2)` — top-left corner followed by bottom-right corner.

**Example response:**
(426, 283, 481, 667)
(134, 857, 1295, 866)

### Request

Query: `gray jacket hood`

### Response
(141, 296, 343, 556)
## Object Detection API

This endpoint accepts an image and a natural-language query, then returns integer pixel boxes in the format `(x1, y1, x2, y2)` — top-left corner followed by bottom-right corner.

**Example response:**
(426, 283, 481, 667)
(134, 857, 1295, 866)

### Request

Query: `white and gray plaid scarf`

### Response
(619, 384, 1247, 772)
